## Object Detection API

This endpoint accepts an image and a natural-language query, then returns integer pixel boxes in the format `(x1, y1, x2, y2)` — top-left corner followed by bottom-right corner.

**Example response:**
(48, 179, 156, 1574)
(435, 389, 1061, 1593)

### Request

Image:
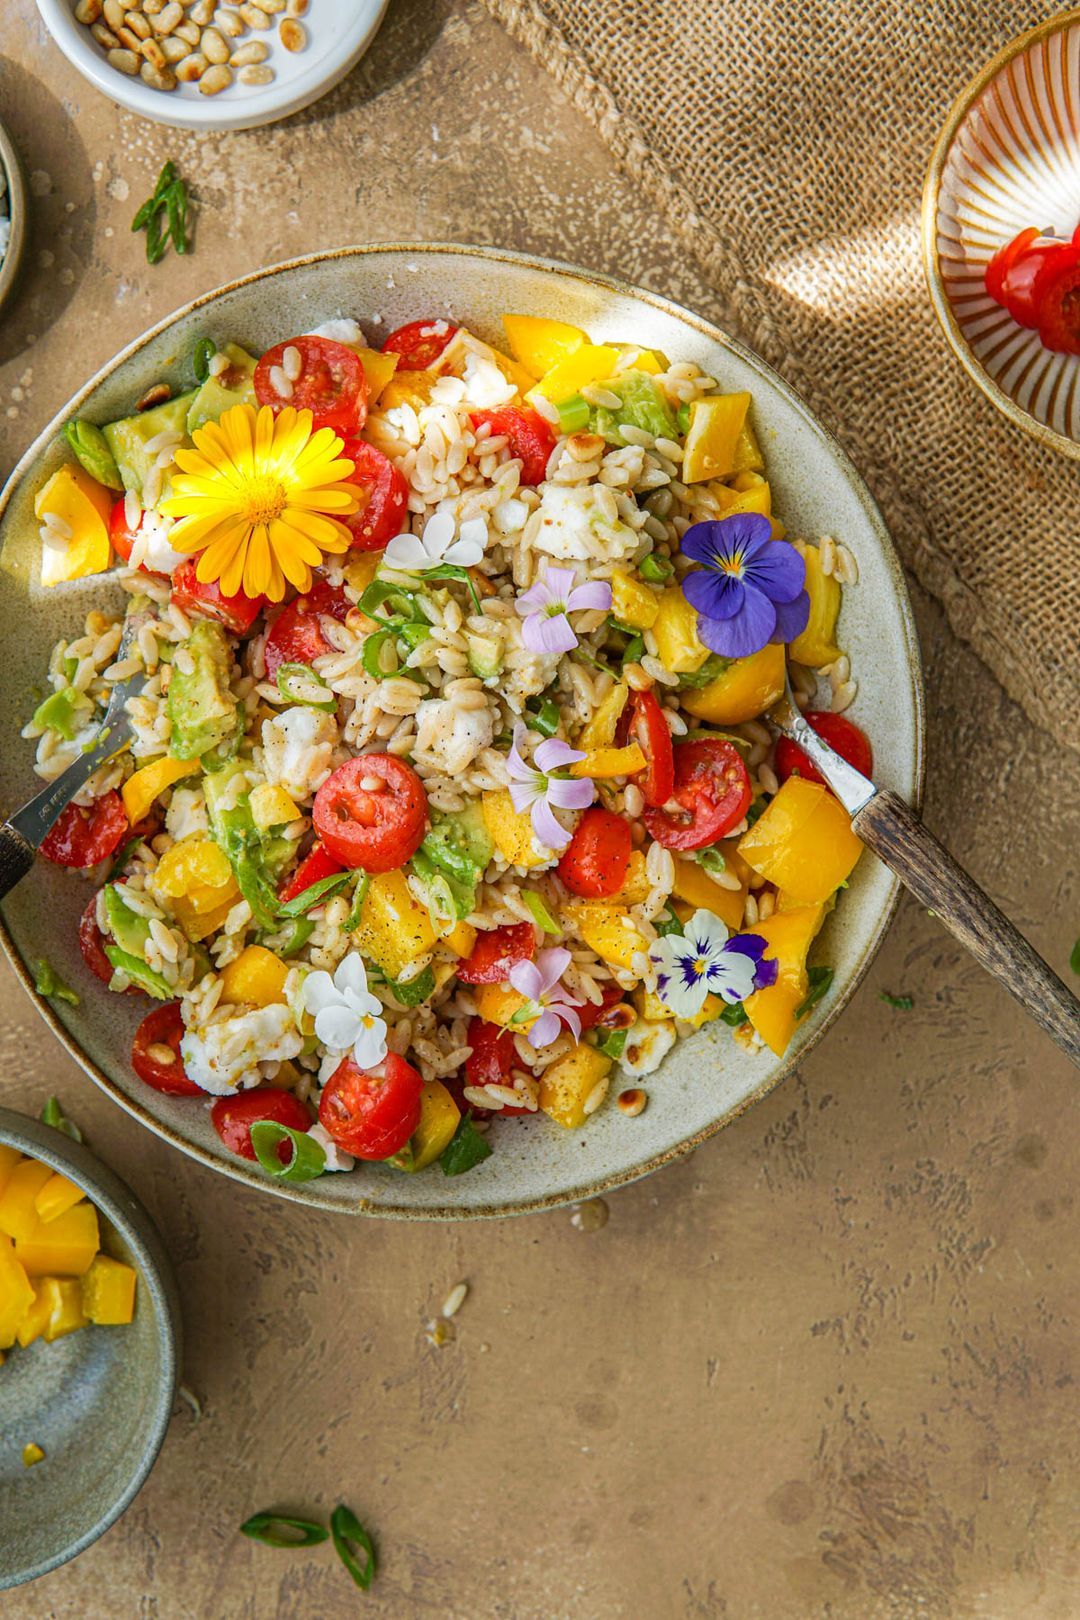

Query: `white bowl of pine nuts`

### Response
(35, 0, 389, 131)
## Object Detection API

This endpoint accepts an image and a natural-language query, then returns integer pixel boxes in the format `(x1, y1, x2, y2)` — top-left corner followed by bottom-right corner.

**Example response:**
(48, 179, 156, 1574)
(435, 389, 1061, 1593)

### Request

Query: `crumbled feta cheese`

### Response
(460, 349, 516, 410)
(308, 1120, 354, 1173)
(499, 615, 559, 710)
(493, 497, 530, 536)
(135, 510, 186, 575)
(620, 1017, 677, 1077)
(181, 1003, 302, 1096)
(305, 319, 365, 347)
(260, 708, 338, 802)
(165, 785, 209, 842)
(533, 484, 639, 563)
(414, 696, 495, 776)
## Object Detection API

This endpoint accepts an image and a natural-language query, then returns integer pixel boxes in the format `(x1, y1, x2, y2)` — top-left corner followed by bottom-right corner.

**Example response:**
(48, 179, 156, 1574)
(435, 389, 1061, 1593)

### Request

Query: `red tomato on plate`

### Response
(262, 577, 351, 677)
(41, 792, 129, 869)
(211, 1088, 312, 1162)
(557, 807, 632, 898)
(642, 739, 751, 851)
(339, 439, 409, 551)
(312, 755, 427, 872)
(131, 1003, 201, 1096)
(774, 711, 873, 788)
(254, 336, 369, 436)
(469, 407, 556, 485)
(463, 1017, 531, 1115)
(575, 983, 628, 1032)
(108, 497, 142, 566)
(1032, 242, 1080, 356)
(381, 319, 458, 370)
(455, 922, 535, 985)
(78, 894, 115, 985)
(278, 841, 344, 905)
(618, 687, 674, 808)
(171, 558, 265, 635)
(318, 1052, 423, 1160)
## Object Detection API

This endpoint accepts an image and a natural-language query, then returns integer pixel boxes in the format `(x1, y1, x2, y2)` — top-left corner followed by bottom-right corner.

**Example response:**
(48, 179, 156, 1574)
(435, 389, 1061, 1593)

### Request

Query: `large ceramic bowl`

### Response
(0, 246, 924, 1218)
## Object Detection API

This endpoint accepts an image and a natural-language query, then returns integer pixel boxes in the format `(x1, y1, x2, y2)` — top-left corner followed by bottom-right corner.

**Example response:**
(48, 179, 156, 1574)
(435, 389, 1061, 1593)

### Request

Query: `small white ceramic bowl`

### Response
(0, 118, 28, 318)
(35, 0, 389, 133)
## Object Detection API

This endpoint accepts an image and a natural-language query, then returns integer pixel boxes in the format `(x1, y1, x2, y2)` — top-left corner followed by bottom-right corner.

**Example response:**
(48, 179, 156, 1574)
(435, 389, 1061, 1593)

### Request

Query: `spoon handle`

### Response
(853, 791, 1080, 1067)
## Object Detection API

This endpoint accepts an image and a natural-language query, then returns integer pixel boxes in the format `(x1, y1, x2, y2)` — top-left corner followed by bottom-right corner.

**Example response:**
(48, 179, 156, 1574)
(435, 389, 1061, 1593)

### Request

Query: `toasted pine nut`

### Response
(174, 19, 200, 42)
(200, 26, 229, 61)
(146, 1042, 177, 1066)
(215, 7, 244, 34)
(74, 0, 103, 22)
(123, 9, 151, 37)
(252, 0, 285, 10)
(176, 50, 208, 80)
(278, 16, 305, 48)
(239, 3, 271, 25)
(106, 45, 140, 72)
(617, 1088, 647, 1117)
(198, 62, 233, 93)
(137, 382, 171, 411)
(238, 63, 274, 84)
(229, 39, 268, 64)
(115, 23, 143, 49)
(142, 0, 165, 13)
(189, 0, 216, 20)
(282, 344, 302, 380)
(140, 59, 177, 89)
(286, 0, 308, 13)
(159, 33, 187, 59)
(140, 35, 169, 70)
(103, 0, 125, 26)
(90, 21, 121, 46)
(152, 0, 183, 31)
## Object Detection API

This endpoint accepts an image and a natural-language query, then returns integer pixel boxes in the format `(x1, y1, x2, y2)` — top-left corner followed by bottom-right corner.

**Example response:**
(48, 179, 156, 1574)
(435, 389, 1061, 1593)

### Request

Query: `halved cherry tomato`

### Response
(617, 687, 675, 808)
(469, 407, 556, 485)
(1000, 238, 1069, 329)
(381, 319, 458, 370)
(774, 710, 873, 788)
(642, 739, 751, 851)
(1033, 243, 1080, 356)
(278, 841, 344, 905)
(262, 577, 351, 677)
(318, 1051, 423, 1159)
(171, 558, 265, 635)
(211, 1087, 313, 1162)
(455, 921, 535, 985)
(41, 791, 129, 869)
(557, 807, 631, 898)
(313, 755, 427, 872)
(339, 439, 409, 551)
(462, 1017, 531, 1115)
(254, 336, 369, 436)
(985, 227, 1040, 305)
(78, 894, 114, 985)
(109, 496, 141, 565)
(132, 1003, 201, 1097)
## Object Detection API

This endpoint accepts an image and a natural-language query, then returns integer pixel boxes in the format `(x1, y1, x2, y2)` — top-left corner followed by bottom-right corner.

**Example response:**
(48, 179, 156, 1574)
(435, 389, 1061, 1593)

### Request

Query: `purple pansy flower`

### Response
(515, 566, 613, 654)
(680, 514, 810, 660)
(506, 724, 595, 851)
(647, 908, 778, 1019)
(509, 947, 583, 1048)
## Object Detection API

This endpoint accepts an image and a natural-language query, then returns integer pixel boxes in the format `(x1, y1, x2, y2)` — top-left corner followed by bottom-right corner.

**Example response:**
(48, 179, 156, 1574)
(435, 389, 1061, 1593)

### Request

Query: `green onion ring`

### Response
(329, 1504, 377, 1590)
(249, 1122, 326, 1184)
(239, 1510, 329, 1548)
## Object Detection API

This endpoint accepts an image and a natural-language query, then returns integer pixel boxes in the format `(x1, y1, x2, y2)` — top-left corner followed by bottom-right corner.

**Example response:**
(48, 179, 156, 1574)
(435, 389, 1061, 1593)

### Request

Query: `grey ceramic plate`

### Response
(0, 1106, 180, 1589)
(0, 245, 924, 1219)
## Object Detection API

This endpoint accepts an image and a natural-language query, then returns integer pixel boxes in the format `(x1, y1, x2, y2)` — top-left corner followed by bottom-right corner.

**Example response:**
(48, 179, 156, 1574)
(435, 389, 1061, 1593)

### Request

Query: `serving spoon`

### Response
(770, 675, 1080, 1066)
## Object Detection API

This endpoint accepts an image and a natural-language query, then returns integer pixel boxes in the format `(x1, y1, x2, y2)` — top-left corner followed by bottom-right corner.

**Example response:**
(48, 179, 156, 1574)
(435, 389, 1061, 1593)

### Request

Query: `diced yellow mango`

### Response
(610, 569, 660, 630)
(614, 345, 667, 374)
(398, 1080, 461, 1172)
(341, 551, 382, 599)
(681, 643, 786, 725)
(671, 846, 751, 933)
(528, 344, 620, 405)
(731, 419, 765, 474)
(122, 755, 197, 827)
(687, 994, 725, 1029)
(0, 1145, 22, 1199)
(15, 1203, 100, 1278)
(33, 1172, 86, 1225)
(351, 868, 437, 979)
(22, 1443, 45, 1467)
(377, 369, 438, 414)
(249, 782, 301, 831)
(0, 1159, 53, 1242)
(651, 586, 710, 674)
(80, 1254, 137, 1325)
(482, 789, 547, 868)
(472, 982, 537, 1030)
(440, 920, 477, 958)
(220, 944, 289, 1008)
(738, 778, 862, 903)
(571, 743, 645, 780)
(502, 314, 587, 379)
(43, 1277, 88, 1341)
(0, 1235, 35, 1350)
(565, 899, 650, 970)
(578, 681, 629, 751)
(682, 393, 751, 483)
(16, 1279, 54, 1347)
(355, 347, 399, 404)
(789, 541, 842, 668)
(632, 984, 673, 1022)
(172, 890, 240, 943)
(154, 838, 233, 898)
(742, 904, 825, 1055)
(539, 1044, 612, 1129)
(34, 465, 114, 587)
(613, 849, 651, 906)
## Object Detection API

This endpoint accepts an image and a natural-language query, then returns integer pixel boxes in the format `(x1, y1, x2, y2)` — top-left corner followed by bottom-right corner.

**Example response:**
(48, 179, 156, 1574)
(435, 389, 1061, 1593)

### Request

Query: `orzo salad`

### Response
(24, 312, 869, 1184)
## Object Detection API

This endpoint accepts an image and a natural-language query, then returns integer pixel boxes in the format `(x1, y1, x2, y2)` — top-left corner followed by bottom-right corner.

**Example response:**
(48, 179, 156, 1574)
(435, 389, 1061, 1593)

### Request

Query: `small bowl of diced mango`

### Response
(0, 1104, 180, 1590)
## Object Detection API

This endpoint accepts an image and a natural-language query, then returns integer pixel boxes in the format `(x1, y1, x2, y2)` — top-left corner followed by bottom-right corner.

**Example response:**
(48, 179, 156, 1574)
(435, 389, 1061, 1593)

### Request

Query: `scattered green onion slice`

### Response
(132, 160, 190, 264)
(249, 1122, 326, 1184)
(520, 890, 559, 935)
(879, 990, 913, 1010)
(359, 580, 424, 622)
(653, 907, 684, 938)
(344, 873, 370, 934)
(361, 627, 401, 681)
(192, 337, 217, 383)
(277, 870, 355, 919)
(639, 553, 673, 583)
(272, 917, 316, 959)
(239, 1511, 330, 1548)
(441, 1112, 493, 1176)
(34, 959, 79, 1007)
(330, 1504, 377, 1591)
(694, 848, 727, 877)
(40, 1096, 82, 1142)
(554, 392, 590, 433)
(528, 696, 560, 738)
(422, 562, 482, 613)
(595, 1027, 627, 1060)
(275, 662, 336, 710)
(719, 1002, 748, 1027)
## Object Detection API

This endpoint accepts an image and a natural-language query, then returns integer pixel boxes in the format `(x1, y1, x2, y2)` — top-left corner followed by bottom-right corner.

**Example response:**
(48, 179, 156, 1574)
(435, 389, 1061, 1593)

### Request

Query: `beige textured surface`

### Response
(0, 4, 1077, 1616)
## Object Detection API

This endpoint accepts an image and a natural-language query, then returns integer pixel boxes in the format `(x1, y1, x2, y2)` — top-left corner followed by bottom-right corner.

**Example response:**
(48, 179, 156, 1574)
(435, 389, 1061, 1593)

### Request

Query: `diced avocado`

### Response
(186, 345, 258, 435)
(32, 687, 92, 742)
(466, 631, 503, 681)
(102, 391, 198, 495)
(103, 884, 151, 957)
(421, 803, 493, 887)
(104, 945, 171, 1000)
(593, 370, 678, 448)
(63, 420, 124, 492)
(167, 620, 240, 762)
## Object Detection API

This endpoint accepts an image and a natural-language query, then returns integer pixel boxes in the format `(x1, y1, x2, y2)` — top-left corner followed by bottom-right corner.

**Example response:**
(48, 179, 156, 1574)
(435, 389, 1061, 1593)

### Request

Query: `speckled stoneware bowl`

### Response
(0, 245, 924, 1219)
(0, 1106, 180, 1589)
(0, 118, 28, 319)
(923, 11, 1080, 458)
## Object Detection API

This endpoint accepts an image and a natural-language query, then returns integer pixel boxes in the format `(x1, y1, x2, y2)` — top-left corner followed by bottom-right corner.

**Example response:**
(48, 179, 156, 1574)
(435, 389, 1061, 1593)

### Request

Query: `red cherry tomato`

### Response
(463, 1017, 531, 1115)
(78, 894, 114, 985)
(455, 922, 535, 985)
(617, 687, 675, 808)
(574, 983, 626, 1032)
(278, 841, 344, 905)
(1033, 243, 1080, 356)
(1000, 238, 1070, 328)
(985, 227, 1040, 305)
(469, 407, 557, 485)
(642, 739, 751, 851)
(254, 336, 369, 436)
(381, 319, 458, 370)
(171, 558, 265, 635)
(774, 710, 874, 789)
(318, 1052, 423, 1160)
(41, 792, 129, 869)
(211, 1087, 312, 1162)
(108, 496, 141, 565)
(262, 577, 351, 677)
(557, 807, 632, 898)
(312, 755, 427, 872)
(131, 1003, 201, 1097)
(339, 439, 409, 551)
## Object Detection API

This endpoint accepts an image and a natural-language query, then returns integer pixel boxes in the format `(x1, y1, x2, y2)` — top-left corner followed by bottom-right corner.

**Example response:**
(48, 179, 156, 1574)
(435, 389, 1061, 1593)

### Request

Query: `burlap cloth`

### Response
(479, 0, 1079, 750)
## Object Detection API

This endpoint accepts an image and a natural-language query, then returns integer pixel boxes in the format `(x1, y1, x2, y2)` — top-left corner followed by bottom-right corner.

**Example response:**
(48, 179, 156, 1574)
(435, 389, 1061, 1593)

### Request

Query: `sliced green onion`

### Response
(40, 1096, 82, 1142)
(272, 917, 315, 959)
(34, 959, 79, 1007)
(359, 580, 424, 622)
(620, 634, 645, 666)
(423, 562, 482, 613)
(344, 873, 370, 935)
(275, 661, 336, 710)
(676, 402, 692, 434)
(249, 1122, 326, 1184)
(653, 907, 683, 938)
(595, 1027, 627, 1060)
(555, 392, 590, 433)
(528, 697, 560, 738)
(639, 554, 673, 583)
(239, 1511, 329, 1548)
(361, 627, 401, 680)
(192, 338, 216, 382)
(277, 870, 355, 919)
(677, 653, 731, 690)
(720, 1002, 748, 1027)
(520, 889, 559, 935)
(330, 1504, 376, 1591)
(440, 1112, 493, 1176)
(694, 847, 727, 877)
(879, 990, 913, 1010)
(397, 621, 431, 652)
(795, 965, 834, 1021)
(385, 964, 435, 1007)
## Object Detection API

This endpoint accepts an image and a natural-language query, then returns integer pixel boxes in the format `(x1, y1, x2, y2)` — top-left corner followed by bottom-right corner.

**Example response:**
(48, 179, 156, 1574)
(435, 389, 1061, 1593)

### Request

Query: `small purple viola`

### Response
(647, 909, 777, 1019)
(515, 566, 612, 655)
(679, 513, 809, 660)
(509, 947, 583, 1047)
(506, 724, 595, 851)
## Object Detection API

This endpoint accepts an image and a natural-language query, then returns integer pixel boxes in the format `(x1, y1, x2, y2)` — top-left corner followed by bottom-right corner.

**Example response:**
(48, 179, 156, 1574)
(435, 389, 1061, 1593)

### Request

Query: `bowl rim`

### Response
(0, 118, 28, 320)
(920, 8, 1080, 463)
(0, 242, 926, 1219)
(0, 1104, 181, 1589)
(33, 0, 390, 134)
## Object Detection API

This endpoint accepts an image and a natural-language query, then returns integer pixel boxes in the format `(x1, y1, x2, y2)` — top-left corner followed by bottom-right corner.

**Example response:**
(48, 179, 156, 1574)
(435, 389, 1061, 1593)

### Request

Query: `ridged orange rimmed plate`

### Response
(923, 11, 1080, 459)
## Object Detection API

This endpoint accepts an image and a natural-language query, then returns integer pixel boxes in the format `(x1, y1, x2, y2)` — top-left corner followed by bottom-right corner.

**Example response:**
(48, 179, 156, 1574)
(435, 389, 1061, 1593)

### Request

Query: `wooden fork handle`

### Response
(853, 791, 1080, 1068)
(0, 822, 35, 902)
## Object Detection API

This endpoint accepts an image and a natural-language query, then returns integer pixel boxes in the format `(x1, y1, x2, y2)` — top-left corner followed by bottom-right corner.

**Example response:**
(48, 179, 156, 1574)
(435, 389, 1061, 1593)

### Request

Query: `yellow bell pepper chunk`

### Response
(440, 919, 477, 958)
(682, 393, 751, 484)
(355, 347, 398, 404)
(578, 681, 629, 751)
(81, 1254, 138, 1325)
(155, 838, 233, 898)
(0, 1159, 53, 1242)
(220, 944, 289, 1008)
(789, 541, 842, 668)
(122, 755, 197, 827)
(732, 419, 765, 474)
(0, 1144, 22, 1199)
(671, 845, 751, 934)
(741, 904, 825, 1055)
(565, 899, 650, 970)
(249, 782, 301, 831)
(472, 982, 537, 1031)
(613, 849, 651, 906)
(16, 1202, 100, 1277)
(610, 568, 659, 630)
(397, 1080, 461, 1172)
(632, 984, 673, 1023)
(539, 1044, 612, 1129)
(34, 464, 114, 587)
(502, 314, 587, 379)
(377, 368, 439, 414)
(651, 586, 710, 674)
(33, 1172, 86, 1225)
(0, 1235, 35, 1349)
(681, 643, 786, 725)
(738, 777, 862, 903)
(528, 344, 620, 405)
(351, 868, 437, 979)
(172, 890, 239, 943)
(614, 345, 667, 374)
(571, 743, 645, 780)
(482, 789, 548, 868)
(22, 1443, 46, 1467)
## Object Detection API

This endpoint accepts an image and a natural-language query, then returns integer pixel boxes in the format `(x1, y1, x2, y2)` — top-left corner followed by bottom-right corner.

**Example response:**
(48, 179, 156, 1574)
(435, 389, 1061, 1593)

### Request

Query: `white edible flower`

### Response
(302, 952, 388, 1072)
(307, 1121, 355, 1173)
(619, 1017, 677, 1077)
(180, 1002, 302, 1096)
(383, 511, 487, 572)
(532, 484, 638, 563)
(414, 695, 495, 776)
(648, 909, 772, 1020)
(260, 707, 338, 802)
(305, 318, 365, 347)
